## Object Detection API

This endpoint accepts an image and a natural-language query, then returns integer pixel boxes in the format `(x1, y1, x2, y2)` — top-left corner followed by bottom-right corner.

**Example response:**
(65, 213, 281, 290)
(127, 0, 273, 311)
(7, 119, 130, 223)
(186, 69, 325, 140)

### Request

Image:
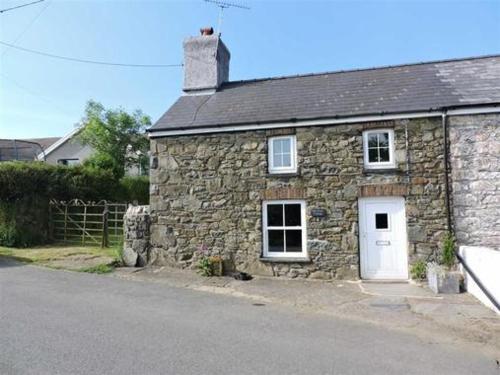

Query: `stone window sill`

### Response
(260, 257, 311, 263)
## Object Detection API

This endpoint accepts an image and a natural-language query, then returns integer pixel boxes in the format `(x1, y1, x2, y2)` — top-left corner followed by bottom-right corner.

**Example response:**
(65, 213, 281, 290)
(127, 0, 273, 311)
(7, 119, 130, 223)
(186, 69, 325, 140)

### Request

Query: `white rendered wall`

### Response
(459, 246, 500, 314)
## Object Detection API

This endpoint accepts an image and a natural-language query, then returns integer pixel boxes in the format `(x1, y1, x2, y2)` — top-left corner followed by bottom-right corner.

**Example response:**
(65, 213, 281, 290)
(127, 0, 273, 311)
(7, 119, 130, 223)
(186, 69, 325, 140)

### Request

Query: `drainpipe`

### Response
(404, 121, 410, 184)
(441, 113, 452, 230)
(442, 111, 500, 311)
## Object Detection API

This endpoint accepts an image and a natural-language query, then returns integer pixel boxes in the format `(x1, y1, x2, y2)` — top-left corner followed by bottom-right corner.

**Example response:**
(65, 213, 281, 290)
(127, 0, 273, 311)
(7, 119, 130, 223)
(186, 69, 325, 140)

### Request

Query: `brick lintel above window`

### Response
(358, 183, 408, 198)
(261, 188, 306, 200)
(362, 121, 396, 130)
(265, 128, 296, 136)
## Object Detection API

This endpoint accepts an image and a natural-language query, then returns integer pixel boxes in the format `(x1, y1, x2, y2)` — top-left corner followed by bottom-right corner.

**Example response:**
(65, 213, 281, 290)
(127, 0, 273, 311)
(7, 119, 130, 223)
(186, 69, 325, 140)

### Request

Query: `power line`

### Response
(2, 0, 51, 58)
(0, 40, 183, 68)
(0, 0, 45, 14)
(1, 72, 77, 117)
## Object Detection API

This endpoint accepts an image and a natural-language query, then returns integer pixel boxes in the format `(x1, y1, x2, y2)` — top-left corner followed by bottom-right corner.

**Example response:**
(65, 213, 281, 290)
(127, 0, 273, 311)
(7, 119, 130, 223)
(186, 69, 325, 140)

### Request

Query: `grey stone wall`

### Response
(449, 114, 500, 250)
(123, 205, 151, 267)
(149, 118, 448, 278)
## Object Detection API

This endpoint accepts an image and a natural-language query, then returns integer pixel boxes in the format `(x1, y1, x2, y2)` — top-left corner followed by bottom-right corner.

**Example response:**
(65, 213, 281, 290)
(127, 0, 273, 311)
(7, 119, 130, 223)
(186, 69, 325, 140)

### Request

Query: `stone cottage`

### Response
(146, 29, 499, 288)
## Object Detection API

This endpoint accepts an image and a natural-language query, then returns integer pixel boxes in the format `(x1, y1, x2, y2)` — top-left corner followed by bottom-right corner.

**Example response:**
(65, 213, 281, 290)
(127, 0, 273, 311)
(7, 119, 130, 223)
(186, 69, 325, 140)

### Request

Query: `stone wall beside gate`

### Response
(123, 205, 151, 267)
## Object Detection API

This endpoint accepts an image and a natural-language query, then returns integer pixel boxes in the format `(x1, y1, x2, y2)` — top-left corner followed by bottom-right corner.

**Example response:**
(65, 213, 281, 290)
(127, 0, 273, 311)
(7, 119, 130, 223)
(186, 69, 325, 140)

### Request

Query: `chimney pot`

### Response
(200, 27, 214, 36)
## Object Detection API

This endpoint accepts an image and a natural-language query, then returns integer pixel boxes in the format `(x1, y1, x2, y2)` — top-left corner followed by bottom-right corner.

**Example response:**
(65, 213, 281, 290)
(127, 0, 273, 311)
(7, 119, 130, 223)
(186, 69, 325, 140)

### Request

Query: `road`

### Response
(0, 259, 497, 375)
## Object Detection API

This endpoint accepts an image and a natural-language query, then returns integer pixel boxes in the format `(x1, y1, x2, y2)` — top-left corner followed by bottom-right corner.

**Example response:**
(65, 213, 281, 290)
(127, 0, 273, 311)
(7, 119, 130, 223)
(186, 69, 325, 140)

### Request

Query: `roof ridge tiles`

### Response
(222, 54, 500, 87)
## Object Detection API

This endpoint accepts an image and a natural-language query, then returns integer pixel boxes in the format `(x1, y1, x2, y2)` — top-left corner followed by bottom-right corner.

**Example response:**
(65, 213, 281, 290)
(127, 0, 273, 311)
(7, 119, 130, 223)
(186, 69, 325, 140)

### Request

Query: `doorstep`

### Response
(360, 279, 410, 284)
(358, 281, 442, 299)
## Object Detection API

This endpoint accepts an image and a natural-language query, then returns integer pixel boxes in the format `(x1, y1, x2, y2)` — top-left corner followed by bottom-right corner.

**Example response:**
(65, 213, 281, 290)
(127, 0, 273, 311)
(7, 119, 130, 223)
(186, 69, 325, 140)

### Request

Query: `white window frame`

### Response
(268, 135, 297, 174)
(363, 128, 396, 169)
(262, 200, 307, 258)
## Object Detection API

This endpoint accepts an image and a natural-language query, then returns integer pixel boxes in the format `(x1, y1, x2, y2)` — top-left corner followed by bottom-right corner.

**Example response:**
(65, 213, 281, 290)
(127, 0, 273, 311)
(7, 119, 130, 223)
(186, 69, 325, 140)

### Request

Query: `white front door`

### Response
(359, 197, 408, 280)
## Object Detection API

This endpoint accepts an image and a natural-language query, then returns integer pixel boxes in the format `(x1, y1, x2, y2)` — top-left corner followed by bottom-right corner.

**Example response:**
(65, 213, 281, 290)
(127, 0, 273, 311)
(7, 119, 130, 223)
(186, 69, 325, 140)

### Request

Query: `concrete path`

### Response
(1, 259, 499, 374)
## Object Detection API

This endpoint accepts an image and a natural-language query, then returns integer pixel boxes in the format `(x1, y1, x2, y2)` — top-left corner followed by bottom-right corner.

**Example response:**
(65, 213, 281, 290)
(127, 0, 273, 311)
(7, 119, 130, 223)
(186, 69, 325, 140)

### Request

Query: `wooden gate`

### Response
(49, 199, 127, 247)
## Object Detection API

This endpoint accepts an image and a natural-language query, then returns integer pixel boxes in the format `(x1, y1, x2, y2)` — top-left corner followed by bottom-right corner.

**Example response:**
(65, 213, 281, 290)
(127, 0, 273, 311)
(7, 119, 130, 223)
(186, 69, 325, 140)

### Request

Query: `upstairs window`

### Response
(262, 200, 307, 258)
(363, 129, 395, 169)
(268, 135, 297, 174)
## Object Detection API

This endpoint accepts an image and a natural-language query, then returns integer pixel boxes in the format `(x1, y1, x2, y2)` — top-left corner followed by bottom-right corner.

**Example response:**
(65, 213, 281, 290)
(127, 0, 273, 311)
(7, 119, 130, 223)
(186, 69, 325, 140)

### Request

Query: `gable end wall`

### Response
(449, 113, 500, 250)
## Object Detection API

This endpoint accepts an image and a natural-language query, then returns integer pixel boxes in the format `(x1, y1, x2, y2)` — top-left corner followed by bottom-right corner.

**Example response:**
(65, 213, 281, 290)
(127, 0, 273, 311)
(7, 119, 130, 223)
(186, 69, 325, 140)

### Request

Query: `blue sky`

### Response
(1, 0, 499, 139)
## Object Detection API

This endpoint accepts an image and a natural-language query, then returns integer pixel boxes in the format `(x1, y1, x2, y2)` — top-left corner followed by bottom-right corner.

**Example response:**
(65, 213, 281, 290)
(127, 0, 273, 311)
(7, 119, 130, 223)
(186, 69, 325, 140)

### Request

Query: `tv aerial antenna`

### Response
(204, 0, 250, 35)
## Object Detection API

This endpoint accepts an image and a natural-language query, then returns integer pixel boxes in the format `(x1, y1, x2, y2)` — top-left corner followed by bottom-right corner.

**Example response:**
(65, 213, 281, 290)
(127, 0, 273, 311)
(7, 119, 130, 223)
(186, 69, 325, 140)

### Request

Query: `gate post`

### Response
(101, 203, 109, 248)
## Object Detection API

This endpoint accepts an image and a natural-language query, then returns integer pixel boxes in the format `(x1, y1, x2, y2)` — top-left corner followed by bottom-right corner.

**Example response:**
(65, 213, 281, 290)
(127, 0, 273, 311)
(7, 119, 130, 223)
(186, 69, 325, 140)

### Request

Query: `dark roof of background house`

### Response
(25, 137, 61, 150)
(0, 139, 49, 161)
(150, 55, 500, 132)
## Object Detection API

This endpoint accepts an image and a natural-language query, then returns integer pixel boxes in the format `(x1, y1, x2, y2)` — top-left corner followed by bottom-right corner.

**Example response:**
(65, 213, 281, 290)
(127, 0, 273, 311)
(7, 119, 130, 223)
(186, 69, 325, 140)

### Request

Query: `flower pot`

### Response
(210, 257, 224, 276)
(427, 263, 462, 294)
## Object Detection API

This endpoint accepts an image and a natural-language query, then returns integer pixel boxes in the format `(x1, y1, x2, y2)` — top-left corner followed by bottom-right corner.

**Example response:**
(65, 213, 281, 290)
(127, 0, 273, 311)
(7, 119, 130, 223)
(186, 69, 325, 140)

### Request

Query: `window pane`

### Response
(284, 204, 301, 226)
(282, 153, 291, 167)
(273, 152, 283, 167)
(281, 138, 291, 154)
(285, 230, 302, 252)
(378, 132, 389, 147)
(273, 139, 282, 154)
(379, 147, 390, 162)
(367, 134, 378, 148)
(368, 148, 379, 163)
(267, 204, 283, 226)
(375, 213, 389, 229)
(268, 230, 284, 252)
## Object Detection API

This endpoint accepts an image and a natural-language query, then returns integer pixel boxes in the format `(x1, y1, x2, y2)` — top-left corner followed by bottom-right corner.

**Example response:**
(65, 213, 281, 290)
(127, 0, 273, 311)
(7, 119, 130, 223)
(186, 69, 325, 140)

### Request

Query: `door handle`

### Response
(376, 240, 391, 246)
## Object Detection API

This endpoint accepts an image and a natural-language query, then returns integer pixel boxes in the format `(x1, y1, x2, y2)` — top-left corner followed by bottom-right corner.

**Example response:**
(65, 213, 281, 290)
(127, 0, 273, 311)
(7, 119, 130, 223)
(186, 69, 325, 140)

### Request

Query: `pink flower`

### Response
(198, 243, 208, 254)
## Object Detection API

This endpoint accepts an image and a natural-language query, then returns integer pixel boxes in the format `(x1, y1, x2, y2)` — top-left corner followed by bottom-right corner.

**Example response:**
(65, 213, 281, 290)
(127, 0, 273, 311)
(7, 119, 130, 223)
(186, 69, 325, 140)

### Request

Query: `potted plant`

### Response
(195, 244, 224, 277)
(427, 233, 462, 294)
(209, 255, 224, 276)
(410, 259, 427, 282)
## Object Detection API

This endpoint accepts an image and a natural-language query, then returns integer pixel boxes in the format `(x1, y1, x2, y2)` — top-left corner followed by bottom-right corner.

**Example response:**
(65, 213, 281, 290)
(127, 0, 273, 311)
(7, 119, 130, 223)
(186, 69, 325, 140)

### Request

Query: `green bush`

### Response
(410, 259, 427, 280)
(441, 232, 456, 270)
(0, 199, 49, 247)
(0, 162, 117, 202)
(0, 221, 17, 247)
(0, 161, 148, 203)
(0, 162, 149, 247)
(196, 255, 224, 277)
(0, 162, 51, 202)
(118, 176, 149, 204)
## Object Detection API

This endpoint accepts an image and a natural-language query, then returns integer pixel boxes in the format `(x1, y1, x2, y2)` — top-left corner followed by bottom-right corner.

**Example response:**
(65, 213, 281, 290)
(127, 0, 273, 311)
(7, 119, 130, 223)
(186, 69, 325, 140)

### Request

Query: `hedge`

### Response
(0, 162, 149, 247)
(118, 176, 149, 205)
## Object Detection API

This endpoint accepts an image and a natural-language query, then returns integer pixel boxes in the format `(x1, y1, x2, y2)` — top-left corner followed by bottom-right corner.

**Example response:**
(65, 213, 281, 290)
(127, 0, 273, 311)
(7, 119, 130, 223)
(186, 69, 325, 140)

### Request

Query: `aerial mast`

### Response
(204, 0, 250, 35)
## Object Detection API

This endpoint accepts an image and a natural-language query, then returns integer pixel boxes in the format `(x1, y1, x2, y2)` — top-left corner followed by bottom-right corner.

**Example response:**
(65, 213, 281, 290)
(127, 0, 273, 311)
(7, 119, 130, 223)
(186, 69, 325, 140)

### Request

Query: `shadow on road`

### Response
(0, 256, 31, 268)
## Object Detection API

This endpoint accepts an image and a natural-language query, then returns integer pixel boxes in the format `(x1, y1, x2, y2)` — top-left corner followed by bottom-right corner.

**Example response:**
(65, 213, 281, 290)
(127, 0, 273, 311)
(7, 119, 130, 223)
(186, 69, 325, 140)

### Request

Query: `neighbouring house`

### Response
(27, 137, 61, 153)
(0, 138, 56, 161)
(30, 128, 148, 176)
(146, 29, 499, 307)
(35, 128, 93, 166)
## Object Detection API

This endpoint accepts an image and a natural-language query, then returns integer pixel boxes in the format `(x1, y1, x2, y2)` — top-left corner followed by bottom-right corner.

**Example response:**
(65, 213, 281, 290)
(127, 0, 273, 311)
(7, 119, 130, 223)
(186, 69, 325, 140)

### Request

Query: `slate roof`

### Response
(26, 137, 61, 150)
(0, 139, 47, 161)
(150, 55, 500, 133)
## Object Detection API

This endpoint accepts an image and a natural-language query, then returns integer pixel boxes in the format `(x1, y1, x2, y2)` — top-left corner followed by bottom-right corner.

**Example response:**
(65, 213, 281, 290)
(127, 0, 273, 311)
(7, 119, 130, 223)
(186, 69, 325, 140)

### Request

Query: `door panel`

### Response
(359, 197, 408, 280)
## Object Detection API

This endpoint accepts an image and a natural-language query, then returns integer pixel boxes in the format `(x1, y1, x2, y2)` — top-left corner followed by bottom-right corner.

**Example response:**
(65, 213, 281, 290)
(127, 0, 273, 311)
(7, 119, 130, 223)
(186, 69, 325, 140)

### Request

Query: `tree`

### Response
(78, 100, 151, 178)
